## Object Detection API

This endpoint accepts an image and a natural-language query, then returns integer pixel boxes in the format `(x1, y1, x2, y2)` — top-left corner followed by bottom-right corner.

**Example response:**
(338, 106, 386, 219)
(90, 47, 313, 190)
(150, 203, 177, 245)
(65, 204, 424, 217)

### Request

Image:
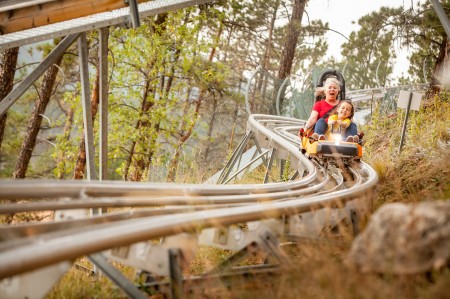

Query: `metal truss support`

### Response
(0, 34, 79, 116)
(217, 132, 253, 184)
(128, 0, 141, 28)
(206, 231, 287, 276)
(253, 133, 268, 165)
(289, 170, 299, 180)
(206, 241, 260, 275)
(222, 149, 270, 184)
(88, 253, 148, 299)
(263, 148, 276, 184)
(260, 231, 289, 265)
(78, 33, 97, 181)
(168, 249, 184, 299)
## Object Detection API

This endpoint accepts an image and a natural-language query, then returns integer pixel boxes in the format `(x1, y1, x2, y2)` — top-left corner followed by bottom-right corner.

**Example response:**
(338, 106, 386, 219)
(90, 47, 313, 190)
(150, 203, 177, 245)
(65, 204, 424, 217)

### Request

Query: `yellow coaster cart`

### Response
(298, 127, 363, 165)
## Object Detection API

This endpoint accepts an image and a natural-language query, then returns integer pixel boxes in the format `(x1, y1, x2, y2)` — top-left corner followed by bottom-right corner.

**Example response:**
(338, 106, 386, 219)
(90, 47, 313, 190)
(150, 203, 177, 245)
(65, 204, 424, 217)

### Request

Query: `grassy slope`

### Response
(365, 92, 450, 207)
(274, 92, 450, 298)
(46, 93, 450, 298)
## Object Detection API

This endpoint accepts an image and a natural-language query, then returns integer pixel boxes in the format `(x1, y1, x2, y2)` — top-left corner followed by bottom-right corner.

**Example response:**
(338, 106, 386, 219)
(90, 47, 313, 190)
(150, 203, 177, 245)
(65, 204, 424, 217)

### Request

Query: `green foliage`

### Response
(282, 157, 291, 182)
(348, 1, 449, 84)
(401, 0, 450, 82)
(341, 7, 401, 89)
(0, 111, 26, 177)
(104, 8, 229, 181)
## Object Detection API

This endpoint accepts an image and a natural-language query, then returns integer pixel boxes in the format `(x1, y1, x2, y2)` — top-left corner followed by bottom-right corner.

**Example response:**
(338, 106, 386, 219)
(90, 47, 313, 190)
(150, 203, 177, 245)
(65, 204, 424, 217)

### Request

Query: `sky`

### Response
(303, 0, 416, 79)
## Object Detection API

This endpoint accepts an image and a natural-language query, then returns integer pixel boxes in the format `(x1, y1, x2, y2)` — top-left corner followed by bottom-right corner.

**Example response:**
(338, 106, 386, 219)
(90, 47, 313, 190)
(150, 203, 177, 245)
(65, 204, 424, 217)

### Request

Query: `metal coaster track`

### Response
(0, 114, 378, 298)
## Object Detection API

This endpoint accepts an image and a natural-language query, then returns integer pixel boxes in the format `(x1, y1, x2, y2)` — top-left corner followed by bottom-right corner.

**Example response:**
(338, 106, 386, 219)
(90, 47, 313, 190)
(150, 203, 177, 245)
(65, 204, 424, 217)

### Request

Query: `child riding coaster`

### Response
(311, 99, 359, 143)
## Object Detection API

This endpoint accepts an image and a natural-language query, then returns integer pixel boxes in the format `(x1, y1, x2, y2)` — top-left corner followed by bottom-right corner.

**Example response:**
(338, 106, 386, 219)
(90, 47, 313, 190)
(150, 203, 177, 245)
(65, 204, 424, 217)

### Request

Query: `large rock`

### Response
(347, 201, 450, 274)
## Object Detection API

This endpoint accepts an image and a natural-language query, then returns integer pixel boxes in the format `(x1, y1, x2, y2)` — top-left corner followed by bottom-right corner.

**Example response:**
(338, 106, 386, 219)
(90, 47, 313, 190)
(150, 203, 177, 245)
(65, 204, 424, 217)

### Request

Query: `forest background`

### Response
(0, 0, 449, 184)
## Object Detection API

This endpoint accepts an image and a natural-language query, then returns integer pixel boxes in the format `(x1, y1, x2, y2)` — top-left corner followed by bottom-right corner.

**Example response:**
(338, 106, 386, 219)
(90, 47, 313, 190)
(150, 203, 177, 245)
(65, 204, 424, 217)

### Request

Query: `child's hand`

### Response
(340, 122, 349, 128)
(329, 120, 337, 125)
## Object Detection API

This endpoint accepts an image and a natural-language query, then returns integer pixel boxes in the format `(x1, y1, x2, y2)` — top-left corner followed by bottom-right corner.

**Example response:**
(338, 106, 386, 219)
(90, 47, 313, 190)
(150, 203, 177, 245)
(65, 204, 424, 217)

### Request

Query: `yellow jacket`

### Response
(325, 115, 351, 139)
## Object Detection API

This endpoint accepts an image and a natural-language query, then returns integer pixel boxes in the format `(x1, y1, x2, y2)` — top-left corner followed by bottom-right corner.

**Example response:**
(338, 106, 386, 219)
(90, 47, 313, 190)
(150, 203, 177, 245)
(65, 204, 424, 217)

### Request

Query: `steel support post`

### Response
(128, 0, 141, 28)
(217, 132, 252, 184)
(263, 148, 276, 184)
(169, 249, 184, 299)
(289, 169, 299, 180)
(78, 33, 97, 181)
(398, 91, 413, 154)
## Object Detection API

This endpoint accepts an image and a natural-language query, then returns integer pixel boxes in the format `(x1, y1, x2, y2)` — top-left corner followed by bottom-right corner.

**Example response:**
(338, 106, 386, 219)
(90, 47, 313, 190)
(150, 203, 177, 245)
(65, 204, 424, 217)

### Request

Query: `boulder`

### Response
(347, 201, 450, 274)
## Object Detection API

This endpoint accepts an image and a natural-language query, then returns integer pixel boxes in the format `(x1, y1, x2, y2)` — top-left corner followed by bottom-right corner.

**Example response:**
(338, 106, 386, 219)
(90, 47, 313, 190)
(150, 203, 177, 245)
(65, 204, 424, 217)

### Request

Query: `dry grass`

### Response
(45, 242, 450, 299)
(276, 242, 450, 299)
(363, 92, 450, 209)
(47, 257, 134, 299)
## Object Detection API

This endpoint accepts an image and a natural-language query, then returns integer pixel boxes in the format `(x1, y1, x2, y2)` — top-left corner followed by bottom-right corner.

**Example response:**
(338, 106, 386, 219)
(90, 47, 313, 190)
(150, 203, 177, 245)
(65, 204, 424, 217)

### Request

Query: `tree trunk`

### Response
(166, 143, 183, 182)
(125, 78, 154, 181)
(202, 95, 217, 163)
(428, 38, 450, 96)
(258, 0, 279, 91)
(277, 0, 306, 79)
(73, 66, 100, 179)
(122, 80, 154, 181)
(13, 55, 63, 178)
(56, 107, 74, 179)
(123, 140, 136, 181)
(166, 87, 203, 182)
(209, 21, 223, 62)
(163, 47, 181, 98)
(0, 47, 19, 153)
(273, 0, 307, 114)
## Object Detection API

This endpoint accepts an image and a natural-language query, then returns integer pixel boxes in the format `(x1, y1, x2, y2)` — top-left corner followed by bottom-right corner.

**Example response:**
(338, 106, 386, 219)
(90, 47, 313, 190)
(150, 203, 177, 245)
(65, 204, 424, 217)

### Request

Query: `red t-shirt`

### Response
(312, 100, 338, 121)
